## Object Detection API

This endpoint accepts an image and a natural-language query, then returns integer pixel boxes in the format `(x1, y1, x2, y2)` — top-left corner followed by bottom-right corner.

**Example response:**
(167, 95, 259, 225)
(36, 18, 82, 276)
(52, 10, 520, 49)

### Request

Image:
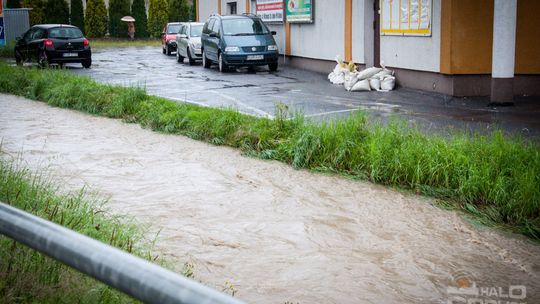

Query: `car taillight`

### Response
(43, 39, 53, 47)
(83, 38, 89, 47)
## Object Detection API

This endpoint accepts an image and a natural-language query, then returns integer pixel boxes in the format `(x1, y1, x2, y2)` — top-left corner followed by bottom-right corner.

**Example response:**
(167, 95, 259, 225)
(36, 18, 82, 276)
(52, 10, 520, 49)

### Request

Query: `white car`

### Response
(176, 22, 204, 65)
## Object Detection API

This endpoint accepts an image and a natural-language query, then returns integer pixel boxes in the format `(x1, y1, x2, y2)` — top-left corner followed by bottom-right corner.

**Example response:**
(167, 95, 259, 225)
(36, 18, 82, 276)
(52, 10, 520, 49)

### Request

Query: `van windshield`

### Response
(222, 18, 269, 36)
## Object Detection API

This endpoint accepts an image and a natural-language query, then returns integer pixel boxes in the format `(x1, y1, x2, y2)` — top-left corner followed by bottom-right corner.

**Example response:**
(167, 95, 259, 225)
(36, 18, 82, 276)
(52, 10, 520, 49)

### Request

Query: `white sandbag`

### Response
(350, 79, 371, 92)
(343, 72, 360, 91)
(369, 78, 381, 91)
(329, 72, 346, 85)
(356, 67, 383, 81)
(372, 69, 394, 80)
(380, 76, 396, 91)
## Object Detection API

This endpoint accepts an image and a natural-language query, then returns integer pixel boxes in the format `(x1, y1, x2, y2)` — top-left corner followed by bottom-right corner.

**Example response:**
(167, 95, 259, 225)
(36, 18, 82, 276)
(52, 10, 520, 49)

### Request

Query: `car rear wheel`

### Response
(82, 59, 92, 69)
(269, 62, 278, 72)
(15, 50, 22, 66)
(218, 53, 228, 73)
(187, 48, 196, 66)
(176, 50, 184, 63)
(162, 46, 166, 54)
(202, 50, 211, 68)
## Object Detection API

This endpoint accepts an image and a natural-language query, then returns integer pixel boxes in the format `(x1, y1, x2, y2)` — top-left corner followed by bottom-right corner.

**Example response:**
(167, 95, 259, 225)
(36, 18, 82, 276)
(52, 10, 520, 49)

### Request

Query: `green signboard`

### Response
(285, 0, 313, 23)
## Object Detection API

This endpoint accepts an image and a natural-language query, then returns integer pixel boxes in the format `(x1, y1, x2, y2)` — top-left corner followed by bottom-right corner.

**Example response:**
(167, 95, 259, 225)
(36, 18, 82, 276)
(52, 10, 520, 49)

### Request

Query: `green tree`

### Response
(148, 0, 169, 37)
(6, 0, 21, 8)
(168, 0, 189, 22)
(44, 0, 69, 24)
(25, 0, 46, 25)
(131, 0, 149, 38)
(70, 0, 85, 33)
(85, 0, 108, 38)
(190, 2, 197, 21)
(108, 0, 131, 37)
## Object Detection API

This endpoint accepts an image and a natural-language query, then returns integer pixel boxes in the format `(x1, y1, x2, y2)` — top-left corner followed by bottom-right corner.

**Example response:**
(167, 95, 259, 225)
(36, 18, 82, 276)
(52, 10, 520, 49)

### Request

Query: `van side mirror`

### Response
(161, 32, 165, 36)
(178, 34, 187, 39)
(209, 32, 218, 38)
(271, 31, 277, 35)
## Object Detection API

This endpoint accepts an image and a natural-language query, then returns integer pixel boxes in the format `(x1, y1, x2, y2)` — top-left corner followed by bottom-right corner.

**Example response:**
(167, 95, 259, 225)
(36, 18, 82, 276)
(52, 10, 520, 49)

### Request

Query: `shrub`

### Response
(70, 0, 85, 33)
(6, 0, 21, 8)
(131, 0, 149, 38)
(168, 0, 189, 22)
(148, 0, 169, 37)
(25, 0, 46, 25)
(108, 0, 131, 37)
(44, 0, 69, 24)
(85, 0, 108, 38)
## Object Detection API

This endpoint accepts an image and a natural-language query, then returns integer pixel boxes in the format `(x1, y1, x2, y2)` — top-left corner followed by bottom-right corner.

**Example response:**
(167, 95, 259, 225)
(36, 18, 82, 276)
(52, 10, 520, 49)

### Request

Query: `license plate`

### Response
(247, 55, 264, 61)
(63, 52, 78, 57)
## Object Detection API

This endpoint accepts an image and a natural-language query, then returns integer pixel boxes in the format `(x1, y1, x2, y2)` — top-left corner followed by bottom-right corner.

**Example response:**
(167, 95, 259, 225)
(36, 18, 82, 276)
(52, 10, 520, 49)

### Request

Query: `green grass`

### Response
(89, 38, 161, 49)
(0, 63, 539, 241)
(0, 42, 15, 58)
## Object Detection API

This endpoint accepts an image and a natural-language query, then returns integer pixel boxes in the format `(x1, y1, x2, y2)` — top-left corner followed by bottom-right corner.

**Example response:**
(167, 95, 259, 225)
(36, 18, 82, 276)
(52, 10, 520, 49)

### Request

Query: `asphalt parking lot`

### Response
(72, 46, 540, 137)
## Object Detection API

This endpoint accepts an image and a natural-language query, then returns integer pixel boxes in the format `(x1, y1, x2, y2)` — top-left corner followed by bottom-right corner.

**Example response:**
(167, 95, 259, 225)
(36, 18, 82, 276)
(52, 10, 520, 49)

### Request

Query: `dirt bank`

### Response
(1, 94, 538, 303)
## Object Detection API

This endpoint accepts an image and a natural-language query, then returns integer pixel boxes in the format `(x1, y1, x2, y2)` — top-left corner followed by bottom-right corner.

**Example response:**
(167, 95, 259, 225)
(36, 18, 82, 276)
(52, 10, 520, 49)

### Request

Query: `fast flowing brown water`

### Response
(1, 95, 539, 303)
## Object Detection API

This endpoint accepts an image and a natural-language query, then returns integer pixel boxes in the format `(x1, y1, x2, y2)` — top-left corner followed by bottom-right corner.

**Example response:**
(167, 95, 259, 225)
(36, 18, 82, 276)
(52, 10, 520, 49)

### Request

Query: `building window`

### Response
(227, 2, 238, 15)
(381, 0, 432, 36)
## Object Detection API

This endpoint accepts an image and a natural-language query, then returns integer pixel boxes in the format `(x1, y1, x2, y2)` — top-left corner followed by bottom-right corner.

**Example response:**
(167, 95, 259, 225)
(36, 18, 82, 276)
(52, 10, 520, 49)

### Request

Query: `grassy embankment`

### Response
(0, 38, 159, 59)
(0, 155, 194, 303)
(89, 38, 161, 49)
(0, 63, 539, 241)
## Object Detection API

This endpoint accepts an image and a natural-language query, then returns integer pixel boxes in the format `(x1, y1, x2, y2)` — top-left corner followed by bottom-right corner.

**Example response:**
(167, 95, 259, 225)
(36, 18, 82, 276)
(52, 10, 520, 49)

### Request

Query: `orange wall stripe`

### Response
(246, 0, 251, 13)
(196, 0, 199, 21)
(285, 21, 291, 56)
(345, 0, 353, 62)
(218, 0, 222, 15)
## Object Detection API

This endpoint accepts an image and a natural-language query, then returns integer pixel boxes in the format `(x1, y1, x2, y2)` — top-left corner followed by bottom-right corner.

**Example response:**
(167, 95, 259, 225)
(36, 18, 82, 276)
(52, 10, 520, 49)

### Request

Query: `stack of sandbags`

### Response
(328, 56, 351, 85)
(327, 57, 397, 92)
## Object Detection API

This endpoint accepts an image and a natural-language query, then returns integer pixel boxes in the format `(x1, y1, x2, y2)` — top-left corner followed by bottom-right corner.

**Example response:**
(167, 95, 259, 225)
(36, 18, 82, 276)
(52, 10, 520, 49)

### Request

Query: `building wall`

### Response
(440, 0, 493, 75)
(515, 0, 540, 74)
(289, 0, 345, 61)
(198, 0, 219, 21)
(380, 0, 441, 72)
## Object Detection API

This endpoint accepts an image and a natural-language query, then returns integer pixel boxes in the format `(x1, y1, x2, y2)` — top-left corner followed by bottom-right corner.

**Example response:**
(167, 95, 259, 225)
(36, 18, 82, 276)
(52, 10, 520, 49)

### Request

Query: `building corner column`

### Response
(490, 0, 517, 105)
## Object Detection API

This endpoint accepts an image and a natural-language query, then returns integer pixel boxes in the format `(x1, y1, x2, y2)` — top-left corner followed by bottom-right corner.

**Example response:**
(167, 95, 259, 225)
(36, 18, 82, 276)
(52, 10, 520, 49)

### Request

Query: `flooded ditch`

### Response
(1, 94, 539, 303)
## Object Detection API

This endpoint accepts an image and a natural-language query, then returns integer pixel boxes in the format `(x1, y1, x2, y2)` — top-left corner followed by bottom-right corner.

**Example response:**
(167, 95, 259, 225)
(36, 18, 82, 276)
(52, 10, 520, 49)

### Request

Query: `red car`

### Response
(161, 22, 184, 55)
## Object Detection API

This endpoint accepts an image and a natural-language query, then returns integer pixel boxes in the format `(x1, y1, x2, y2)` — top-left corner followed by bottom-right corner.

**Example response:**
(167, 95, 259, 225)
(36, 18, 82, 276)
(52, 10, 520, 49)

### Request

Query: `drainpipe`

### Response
(490, 0, 517, 105)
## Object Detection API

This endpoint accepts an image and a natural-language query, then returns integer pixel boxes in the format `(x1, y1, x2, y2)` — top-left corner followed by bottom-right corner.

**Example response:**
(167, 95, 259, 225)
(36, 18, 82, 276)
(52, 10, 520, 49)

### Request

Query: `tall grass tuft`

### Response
(0, 63, 539, 240)
(0, 155, 158, 303)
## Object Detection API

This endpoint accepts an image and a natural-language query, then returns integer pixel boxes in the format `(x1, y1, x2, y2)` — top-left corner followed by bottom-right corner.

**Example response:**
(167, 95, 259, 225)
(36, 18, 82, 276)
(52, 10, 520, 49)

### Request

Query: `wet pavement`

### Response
(68, 46, 540, 138)
(2, 95, 540, 304)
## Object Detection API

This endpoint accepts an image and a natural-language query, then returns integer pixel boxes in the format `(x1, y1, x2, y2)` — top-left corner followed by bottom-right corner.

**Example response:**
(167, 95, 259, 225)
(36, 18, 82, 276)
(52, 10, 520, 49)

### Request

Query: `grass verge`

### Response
(0, 63, 539, 241)
(0, 42, 15, 58)
(0, 154, 189, 303)
(89, 38, 161, 49)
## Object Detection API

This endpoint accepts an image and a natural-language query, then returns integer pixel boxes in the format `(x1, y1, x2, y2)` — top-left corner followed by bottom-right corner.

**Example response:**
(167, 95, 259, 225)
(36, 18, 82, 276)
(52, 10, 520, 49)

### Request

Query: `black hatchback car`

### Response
(15, 24, 92, 68)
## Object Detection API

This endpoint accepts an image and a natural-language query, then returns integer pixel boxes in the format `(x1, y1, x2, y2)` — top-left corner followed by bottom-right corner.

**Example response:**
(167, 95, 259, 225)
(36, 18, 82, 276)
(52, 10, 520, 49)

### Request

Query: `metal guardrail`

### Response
(0, 202, 245, 304)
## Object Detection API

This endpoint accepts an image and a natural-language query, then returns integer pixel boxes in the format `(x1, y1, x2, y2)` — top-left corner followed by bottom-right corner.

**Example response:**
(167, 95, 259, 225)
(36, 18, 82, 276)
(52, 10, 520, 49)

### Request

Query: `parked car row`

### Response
(14, 24, 92, 68)
(162, 14, 279, 72)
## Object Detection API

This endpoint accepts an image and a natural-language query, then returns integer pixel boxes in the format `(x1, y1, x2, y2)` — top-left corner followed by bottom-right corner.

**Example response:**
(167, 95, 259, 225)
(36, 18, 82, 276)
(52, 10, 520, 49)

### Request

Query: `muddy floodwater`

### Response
(1, 94, 539, 303)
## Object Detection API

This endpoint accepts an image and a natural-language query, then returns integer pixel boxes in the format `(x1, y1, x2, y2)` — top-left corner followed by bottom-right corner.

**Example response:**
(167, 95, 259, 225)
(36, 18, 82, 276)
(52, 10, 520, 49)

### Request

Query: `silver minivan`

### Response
(176, 22, 204, 65)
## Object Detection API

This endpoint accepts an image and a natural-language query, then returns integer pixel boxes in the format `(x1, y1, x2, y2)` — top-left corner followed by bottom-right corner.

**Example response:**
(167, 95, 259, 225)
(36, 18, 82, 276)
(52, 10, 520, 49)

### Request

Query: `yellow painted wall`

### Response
(441, 0, 540, 75)
(516, 0, 540, 74)
(440, 0, 493, 75)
